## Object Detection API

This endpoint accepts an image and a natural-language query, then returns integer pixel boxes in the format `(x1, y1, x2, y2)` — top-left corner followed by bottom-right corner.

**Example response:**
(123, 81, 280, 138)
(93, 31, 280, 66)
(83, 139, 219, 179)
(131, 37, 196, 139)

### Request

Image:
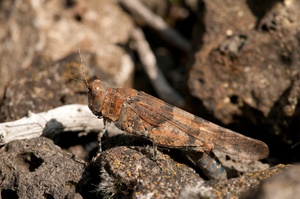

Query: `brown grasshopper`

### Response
(77, 51, 269, 180)
(84, 79, 269, 180)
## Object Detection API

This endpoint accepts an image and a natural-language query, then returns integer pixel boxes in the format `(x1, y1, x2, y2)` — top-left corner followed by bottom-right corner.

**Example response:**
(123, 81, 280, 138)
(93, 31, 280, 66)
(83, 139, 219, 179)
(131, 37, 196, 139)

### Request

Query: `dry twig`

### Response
(119, 0, 191, 53)
(131, 28, 185, 107)
(0, 104, 122, 145)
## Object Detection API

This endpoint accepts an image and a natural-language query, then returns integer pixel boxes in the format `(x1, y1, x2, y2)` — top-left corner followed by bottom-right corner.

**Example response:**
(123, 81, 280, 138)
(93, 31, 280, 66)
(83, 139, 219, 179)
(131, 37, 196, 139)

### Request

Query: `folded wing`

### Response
(126, 92, 269, 160)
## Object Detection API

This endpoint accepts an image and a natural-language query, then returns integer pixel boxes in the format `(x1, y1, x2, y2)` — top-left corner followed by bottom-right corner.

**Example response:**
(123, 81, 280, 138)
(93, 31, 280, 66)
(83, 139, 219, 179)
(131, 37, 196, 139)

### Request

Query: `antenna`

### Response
(77, 44, 90, 91)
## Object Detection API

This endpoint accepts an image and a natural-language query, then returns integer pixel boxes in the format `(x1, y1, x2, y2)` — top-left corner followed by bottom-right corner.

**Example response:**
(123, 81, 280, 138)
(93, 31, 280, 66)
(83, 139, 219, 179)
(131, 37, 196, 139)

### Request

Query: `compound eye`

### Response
(90, 81, 101, 96)
(93, 85, 100, 96)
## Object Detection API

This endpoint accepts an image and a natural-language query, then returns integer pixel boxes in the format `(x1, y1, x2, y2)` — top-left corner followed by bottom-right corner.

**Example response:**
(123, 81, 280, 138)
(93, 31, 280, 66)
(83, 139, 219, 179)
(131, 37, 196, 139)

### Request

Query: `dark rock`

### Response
(188, 0, 300, 161)
(94, 146, 205, 198)
(93, 144, 288, 199)
(255, 164, 300, 199)
(0, 52, 112, 121)
(1, 54, 85, 121)
(189, 0, 300, 124)
(179, 164, 289, 199)
(0, 0, 134, 100)
(0, 137, 86, 199)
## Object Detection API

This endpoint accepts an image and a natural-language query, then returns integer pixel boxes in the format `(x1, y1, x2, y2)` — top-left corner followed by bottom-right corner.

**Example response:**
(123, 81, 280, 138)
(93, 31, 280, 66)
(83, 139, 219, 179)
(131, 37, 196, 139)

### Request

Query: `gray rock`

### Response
(188, 0, 300, 147)
(255, 164, 300, 199)
(0, 0, 134, 99)
(0, 137, 86, 199)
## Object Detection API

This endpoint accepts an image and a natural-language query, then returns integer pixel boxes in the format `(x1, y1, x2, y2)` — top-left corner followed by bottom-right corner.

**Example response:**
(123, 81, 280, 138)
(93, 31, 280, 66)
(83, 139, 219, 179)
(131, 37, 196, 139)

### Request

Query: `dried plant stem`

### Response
(0, 104, 122, 145)
(119, 0, 191, 53)
(131, 28, 185, 107)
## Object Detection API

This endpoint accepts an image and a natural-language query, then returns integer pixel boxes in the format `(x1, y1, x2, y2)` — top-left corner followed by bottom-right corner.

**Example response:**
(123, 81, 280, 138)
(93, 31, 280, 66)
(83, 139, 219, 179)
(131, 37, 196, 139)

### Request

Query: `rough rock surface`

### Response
(0, 0, 134, 99)
(188, 0, 300, 163)
(189, 0, 300, 123)
(179, 164, 289, 199)
(0, 137, 86, 199)
(255, 164, 300, 199)
(1, 53, 96, 121)
(94, 142, 287, 199)
(94, 146, 204, 199)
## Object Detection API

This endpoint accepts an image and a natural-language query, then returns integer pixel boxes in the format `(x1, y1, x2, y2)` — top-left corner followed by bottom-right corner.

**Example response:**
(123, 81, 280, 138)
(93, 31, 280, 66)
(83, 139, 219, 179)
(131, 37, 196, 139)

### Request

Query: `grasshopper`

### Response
(85, 78, 269, 180)
(76, 48, 269, 180)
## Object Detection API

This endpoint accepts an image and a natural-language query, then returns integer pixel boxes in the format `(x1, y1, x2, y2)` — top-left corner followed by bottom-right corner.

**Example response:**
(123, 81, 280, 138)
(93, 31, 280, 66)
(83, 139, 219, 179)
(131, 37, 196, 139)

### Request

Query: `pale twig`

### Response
(119, 0, 191, 53)
(0, 104, 123, 145)
(131, 28, 185, 108)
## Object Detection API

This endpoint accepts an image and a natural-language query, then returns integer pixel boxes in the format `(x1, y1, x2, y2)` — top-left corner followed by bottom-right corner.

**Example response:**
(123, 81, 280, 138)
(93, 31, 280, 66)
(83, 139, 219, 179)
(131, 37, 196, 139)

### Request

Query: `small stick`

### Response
(119, 0, 191, 53)
(131, 28, 185, 108)
(0, 104, 123, 145)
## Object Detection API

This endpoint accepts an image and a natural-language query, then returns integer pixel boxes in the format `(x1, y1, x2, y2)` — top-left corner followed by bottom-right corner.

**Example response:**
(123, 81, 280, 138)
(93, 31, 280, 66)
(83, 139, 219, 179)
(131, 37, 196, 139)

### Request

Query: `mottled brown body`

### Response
(87, 79, 269, 180)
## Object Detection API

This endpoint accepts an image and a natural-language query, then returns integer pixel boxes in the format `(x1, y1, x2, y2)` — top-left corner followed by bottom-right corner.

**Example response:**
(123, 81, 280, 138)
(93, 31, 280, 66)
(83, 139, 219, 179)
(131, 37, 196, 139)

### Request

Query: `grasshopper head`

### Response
(88, 79, 108, 117)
